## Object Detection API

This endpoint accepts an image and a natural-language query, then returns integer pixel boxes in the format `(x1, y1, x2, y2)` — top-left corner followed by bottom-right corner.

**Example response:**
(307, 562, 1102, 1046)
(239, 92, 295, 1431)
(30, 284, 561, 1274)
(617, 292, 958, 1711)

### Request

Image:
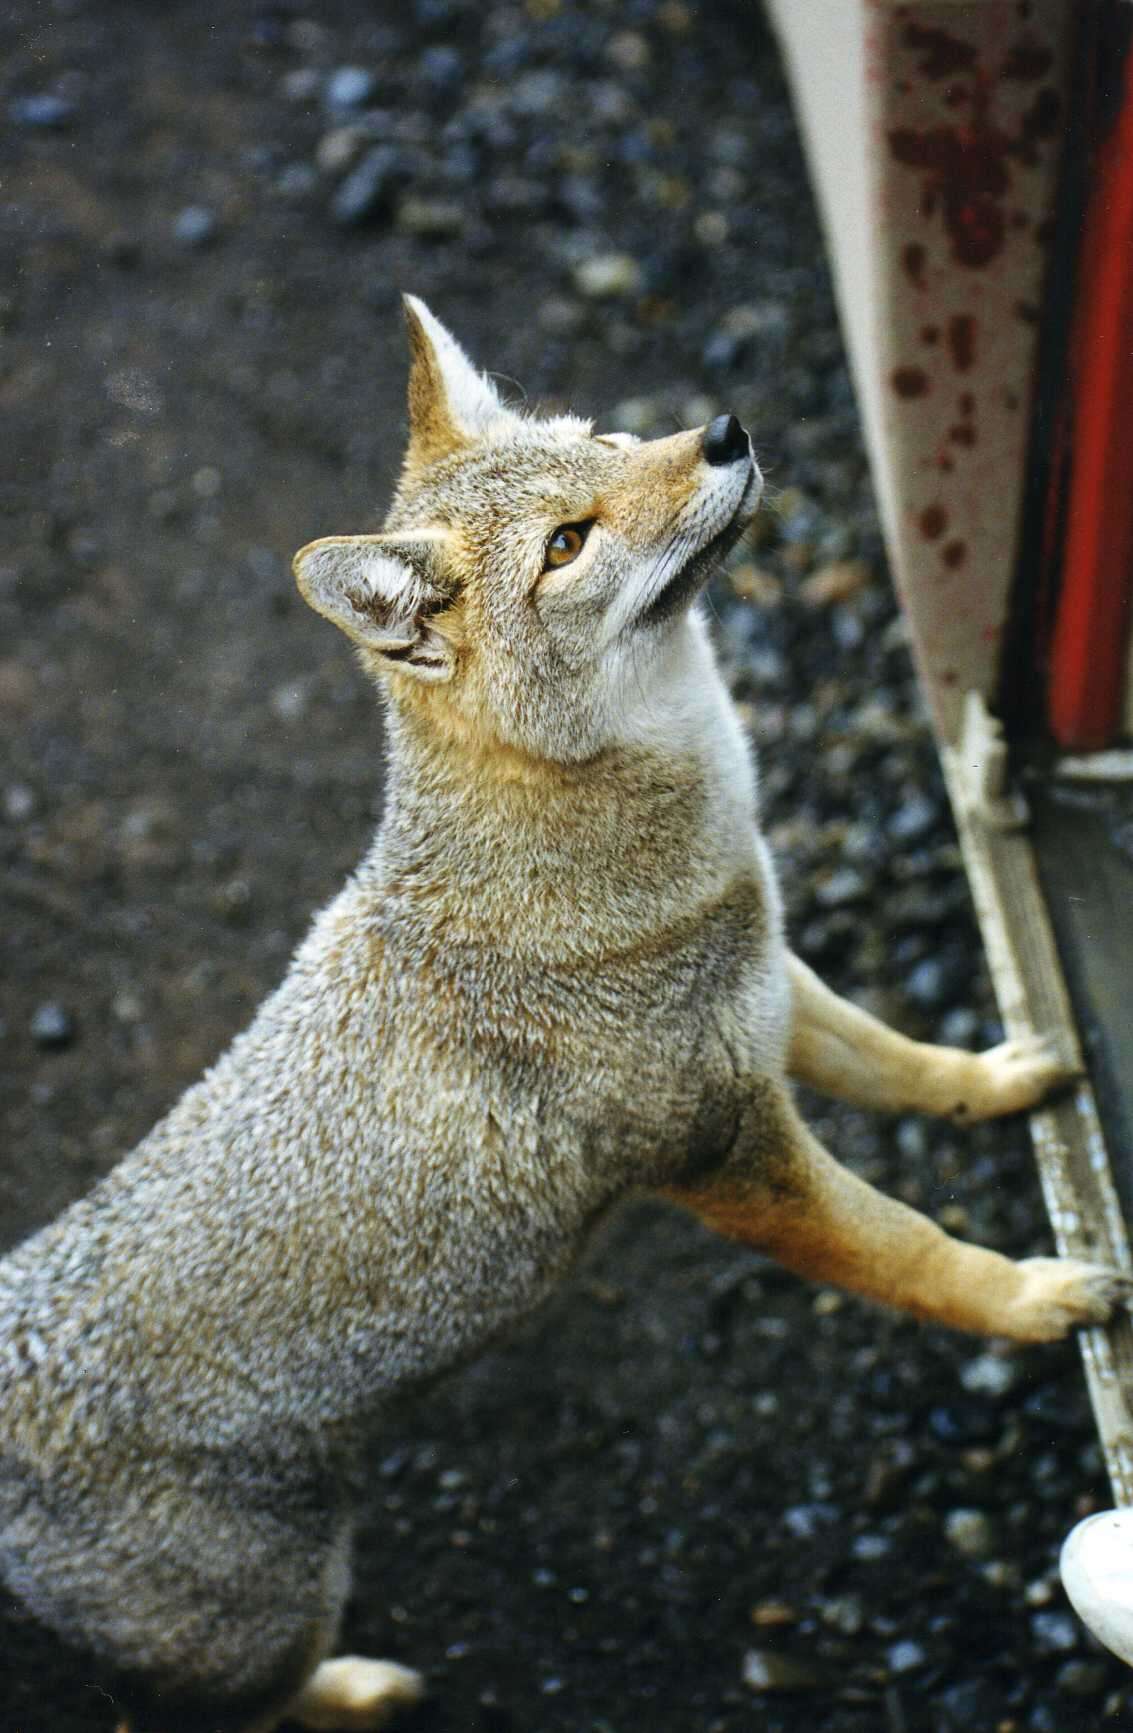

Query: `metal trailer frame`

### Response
(763, 0, 1133, 1660)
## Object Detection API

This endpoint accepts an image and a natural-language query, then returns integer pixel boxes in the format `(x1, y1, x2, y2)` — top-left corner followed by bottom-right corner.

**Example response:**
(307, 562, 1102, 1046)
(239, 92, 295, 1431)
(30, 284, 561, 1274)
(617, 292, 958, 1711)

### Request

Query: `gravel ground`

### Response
(1, 2, 1129, 1730)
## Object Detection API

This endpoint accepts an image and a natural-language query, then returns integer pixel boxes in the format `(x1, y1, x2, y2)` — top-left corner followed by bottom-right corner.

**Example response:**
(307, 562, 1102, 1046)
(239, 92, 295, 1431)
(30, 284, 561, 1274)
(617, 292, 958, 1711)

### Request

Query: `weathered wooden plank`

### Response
(944, 701, 1133, 1503)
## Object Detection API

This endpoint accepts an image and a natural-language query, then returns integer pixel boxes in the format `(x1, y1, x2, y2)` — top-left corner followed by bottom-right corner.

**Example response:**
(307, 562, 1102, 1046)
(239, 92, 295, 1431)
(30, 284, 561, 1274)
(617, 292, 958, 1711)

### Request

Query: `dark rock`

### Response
(1055, 1658, 1109, 1696)
(929, 1401, 1000, 1445)
(934, 1679, 1009, 1728)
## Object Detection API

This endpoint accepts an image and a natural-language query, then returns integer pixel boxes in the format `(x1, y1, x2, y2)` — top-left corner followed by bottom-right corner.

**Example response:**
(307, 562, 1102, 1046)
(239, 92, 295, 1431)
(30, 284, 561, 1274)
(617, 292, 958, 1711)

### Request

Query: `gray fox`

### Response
(1, 297, 1126, 1733)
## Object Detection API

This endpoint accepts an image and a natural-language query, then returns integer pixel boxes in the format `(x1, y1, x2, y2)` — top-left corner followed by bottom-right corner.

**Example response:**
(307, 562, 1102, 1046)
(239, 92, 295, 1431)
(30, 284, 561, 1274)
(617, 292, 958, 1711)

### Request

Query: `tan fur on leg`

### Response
(665, 1084, 1129, 1341)
(786, 953, 1077, 1120)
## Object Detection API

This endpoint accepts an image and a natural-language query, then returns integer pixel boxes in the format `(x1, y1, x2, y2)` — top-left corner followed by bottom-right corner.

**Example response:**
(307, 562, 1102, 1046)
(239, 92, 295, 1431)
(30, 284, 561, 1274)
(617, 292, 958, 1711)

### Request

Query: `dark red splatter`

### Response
(937, 455, 955, 473)
(1015, 300, 1039, 323)
(902, 242, 927, 287)
(889, 123, 1010, 267)
(888, 38, 1062, 270)
(920, 504, 948, 539)
(944, 84, 969, 109)
(1001, 37, 1054, 82)
(893, 366, 930, 398)
(941, 668, 959, 686)
(942, 540, 968, 567)
(921, 324, 940, 344)
(1002, 388, 1020, 412)
(947, 314, 976, 371)
(904, 21, 978, 80)
(959, 391, 975, 414)
(949, 423, 976, 447)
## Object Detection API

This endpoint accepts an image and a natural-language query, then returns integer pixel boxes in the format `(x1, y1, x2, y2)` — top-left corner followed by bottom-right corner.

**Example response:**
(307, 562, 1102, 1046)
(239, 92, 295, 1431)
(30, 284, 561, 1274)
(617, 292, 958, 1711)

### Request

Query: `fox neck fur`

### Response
(373, 608, 774, 965)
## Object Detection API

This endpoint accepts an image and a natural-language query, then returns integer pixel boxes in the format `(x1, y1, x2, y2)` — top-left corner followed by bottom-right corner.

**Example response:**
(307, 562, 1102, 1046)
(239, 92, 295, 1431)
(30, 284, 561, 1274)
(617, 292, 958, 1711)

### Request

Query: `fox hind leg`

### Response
(115, 1658, 423, 1733)
(287, 1657, 425, 1731)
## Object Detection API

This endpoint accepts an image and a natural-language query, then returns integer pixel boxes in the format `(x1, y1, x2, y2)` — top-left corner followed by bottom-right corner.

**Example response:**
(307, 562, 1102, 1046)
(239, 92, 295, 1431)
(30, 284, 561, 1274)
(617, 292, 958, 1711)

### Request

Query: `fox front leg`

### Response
(785, 953, 1076, 1123)
(664, 1082, 1129, 1342)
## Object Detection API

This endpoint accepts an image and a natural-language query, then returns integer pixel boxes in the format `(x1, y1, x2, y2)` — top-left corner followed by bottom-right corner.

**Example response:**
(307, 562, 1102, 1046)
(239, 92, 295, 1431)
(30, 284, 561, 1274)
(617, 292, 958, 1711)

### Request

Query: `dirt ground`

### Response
(2, 2, 1129, 1730)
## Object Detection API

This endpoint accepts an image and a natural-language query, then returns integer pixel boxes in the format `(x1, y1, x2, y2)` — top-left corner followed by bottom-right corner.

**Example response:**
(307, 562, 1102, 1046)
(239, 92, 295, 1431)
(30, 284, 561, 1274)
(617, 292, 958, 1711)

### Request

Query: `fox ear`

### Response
(402, 294, 508, 469)
(293, 532, 457, 682)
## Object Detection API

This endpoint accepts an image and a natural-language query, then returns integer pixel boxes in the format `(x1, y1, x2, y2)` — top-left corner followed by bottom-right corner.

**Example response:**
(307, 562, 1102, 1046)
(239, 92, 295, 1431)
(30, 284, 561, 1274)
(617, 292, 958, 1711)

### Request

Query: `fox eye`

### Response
(543, 520, 593, 571)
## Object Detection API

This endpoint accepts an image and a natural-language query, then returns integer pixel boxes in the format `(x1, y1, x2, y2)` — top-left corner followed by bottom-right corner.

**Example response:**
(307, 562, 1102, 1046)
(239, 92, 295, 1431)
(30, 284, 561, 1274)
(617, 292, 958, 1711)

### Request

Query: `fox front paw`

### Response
(949, 1032, 1080, 1124)
(1002, 1257, 1132, 1343)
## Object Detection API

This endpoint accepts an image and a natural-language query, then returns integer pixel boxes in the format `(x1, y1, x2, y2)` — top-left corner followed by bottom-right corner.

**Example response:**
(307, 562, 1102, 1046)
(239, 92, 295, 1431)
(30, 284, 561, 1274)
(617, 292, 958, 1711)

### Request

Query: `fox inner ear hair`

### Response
(293, 534, 456, 682)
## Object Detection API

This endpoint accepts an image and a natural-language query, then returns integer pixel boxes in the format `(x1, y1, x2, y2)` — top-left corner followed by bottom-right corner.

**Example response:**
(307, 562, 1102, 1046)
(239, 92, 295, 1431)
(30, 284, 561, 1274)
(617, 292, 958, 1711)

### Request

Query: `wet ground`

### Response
(1, 2, 1129, 1729)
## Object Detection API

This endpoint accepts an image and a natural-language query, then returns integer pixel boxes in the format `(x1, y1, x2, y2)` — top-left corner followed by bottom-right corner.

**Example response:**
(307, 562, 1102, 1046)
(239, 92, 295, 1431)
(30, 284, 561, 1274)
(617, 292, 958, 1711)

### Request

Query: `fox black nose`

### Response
(702, 413, 750, 467)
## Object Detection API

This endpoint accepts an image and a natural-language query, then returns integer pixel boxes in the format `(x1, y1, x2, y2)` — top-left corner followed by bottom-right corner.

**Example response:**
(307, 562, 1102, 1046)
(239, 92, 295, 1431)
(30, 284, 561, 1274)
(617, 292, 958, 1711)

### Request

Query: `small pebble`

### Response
(741, 1650, 827, 1694)
(317, 127, 366, 175)
(943, 1508, 996, 1559)
(396, 196, 464, 238)
(938, 1005, 981, 1047)
(820, 1594, 864, 1635)
(935, 1679, 1008, 1728)
(887, 1639, 927, 1674)
(1031, 1610, 1079, 1654)
(606, 30, 651, 73)
(1056, 1658, 1109, 1696)
(751, 1600, 798, 1628)
(906, 955, 961, 1010)
(814, 866, 869, 909)
(960, 1353, 1019, 1400)
(173, 206, 217, 248)
(332, 146, 400, 225)
(935, 1400, 1004, 1441)
(276, 163, 318, 201)
(419, 45, 463, 89)
(573, 253, 643, 300)
(851, 1533, 891, 1561)
(800, 560, 870, 608)
(3, 783, 36, 821)
(324, 66, 376, 111)
(609, 396, 659, 437)
(887, 790, 940, 844)
(281, 67, 321, 102)
(10, 93, 75, 129)
(31, 1003, 76, 1050)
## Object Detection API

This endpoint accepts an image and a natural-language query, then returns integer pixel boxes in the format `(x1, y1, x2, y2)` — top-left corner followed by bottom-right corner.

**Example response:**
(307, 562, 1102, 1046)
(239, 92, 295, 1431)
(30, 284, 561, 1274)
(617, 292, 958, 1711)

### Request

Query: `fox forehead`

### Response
(388, 418, 608, 527)
(387, 418, 697, 549)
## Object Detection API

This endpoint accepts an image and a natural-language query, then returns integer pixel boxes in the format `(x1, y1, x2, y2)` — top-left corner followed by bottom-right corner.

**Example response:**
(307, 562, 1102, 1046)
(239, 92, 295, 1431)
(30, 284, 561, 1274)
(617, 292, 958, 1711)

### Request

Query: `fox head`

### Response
(294, 297, 761, 763)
